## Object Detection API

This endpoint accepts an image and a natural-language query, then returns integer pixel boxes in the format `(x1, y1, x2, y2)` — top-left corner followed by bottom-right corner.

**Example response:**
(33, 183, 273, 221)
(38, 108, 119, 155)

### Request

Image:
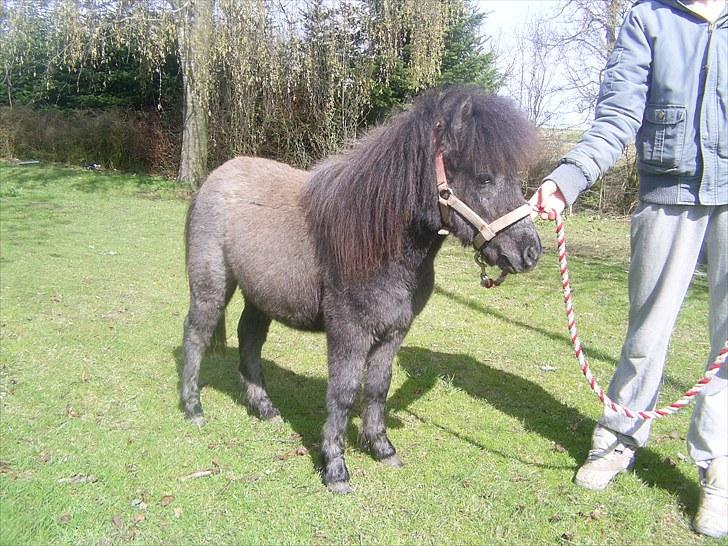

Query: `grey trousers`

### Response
(599, 203, 727, 467)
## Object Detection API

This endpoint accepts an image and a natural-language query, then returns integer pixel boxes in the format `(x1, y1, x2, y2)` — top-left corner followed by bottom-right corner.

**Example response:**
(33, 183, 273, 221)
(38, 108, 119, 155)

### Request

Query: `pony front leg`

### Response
(361, 330, 406, 467)
(321, 327, 368, 494)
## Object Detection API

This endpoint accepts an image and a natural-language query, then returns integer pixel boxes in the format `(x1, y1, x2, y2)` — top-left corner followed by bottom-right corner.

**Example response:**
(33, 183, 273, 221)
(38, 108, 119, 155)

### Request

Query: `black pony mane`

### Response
(301, 86, 536, 280)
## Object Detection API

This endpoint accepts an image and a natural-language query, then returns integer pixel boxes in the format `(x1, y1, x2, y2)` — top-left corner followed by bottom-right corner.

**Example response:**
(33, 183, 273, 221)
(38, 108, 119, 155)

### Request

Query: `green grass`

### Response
(0, 163, 721, 545)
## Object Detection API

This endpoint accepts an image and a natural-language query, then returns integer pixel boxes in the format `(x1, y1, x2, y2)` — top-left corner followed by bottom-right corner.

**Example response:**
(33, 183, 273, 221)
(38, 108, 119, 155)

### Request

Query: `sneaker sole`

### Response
(574, 460, 635, 491)
(693, 518, 728, 539)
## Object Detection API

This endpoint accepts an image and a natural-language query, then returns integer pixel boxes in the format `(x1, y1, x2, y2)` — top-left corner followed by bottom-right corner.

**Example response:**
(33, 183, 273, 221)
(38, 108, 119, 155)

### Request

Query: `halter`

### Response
(434, 152, 532, 287)
(435, 153, 531, 248)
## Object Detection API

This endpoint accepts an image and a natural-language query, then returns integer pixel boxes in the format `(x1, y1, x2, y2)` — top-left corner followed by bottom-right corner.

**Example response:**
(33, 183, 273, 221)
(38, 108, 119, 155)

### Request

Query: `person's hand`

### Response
(529, 179, 566, 221)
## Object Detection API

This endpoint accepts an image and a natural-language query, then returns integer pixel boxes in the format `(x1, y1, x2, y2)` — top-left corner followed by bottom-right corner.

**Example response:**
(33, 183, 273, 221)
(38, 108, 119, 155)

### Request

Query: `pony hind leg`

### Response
(181, 277, 236, 426)
(237, 301, 279, 422)
(361, 330, 406, 467)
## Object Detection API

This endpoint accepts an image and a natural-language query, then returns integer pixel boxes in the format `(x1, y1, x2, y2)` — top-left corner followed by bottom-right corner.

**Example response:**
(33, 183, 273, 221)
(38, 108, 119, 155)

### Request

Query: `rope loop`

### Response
(553, 213, 727, 420)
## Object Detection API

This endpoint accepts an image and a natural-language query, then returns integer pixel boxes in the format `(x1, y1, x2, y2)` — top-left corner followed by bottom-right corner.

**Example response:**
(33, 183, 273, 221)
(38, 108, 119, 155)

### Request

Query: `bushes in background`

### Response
(1, 106, 640, 215)
(526, 128, 640, 216)
(0, 106, 179, 177)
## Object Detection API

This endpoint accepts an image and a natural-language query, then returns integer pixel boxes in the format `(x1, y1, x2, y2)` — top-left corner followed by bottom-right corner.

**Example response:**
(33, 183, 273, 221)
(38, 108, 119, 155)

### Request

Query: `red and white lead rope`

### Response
(553, 213, 727, 420)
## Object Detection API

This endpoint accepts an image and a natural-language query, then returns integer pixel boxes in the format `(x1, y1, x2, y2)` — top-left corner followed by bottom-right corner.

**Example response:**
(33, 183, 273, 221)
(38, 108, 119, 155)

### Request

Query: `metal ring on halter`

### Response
(474, 252, 508, 288)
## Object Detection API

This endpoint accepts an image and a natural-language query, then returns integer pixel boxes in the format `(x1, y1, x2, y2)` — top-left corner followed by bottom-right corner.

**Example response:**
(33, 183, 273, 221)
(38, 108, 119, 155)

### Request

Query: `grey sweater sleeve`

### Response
(547, 8, 651, 205)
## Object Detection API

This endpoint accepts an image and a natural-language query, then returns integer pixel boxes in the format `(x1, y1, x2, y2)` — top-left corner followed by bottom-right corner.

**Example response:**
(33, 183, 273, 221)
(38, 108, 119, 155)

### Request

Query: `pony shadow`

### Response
(172, 347, 365, 469)
(391, 346, 701, 514)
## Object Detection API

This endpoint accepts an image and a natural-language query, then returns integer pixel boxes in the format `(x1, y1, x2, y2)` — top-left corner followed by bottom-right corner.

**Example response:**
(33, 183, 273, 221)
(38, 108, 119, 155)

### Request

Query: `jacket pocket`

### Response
(637, 105, 687, 172)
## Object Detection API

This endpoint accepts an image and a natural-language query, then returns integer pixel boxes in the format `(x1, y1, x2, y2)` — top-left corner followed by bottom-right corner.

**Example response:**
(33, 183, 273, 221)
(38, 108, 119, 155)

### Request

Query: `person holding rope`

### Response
(530, 0, 727, 538)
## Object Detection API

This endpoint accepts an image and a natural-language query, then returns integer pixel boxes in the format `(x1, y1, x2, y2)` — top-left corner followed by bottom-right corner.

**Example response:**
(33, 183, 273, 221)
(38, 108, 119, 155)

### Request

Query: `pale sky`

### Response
(477, 0, 590, 127)
(478, 0, 558, 43)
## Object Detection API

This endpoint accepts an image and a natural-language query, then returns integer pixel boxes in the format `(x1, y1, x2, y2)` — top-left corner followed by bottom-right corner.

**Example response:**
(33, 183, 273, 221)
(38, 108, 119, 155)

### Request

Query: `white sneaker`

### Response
(694, 457, 728, 538)
(574, 425, 636, 490)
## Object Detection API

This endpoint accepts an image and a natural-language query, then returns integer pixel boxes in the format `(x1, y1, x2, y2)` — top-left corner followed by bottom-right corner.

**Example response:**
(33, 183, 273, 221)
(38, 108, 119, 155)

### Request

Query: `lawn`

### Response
(0, 163, 720, 545)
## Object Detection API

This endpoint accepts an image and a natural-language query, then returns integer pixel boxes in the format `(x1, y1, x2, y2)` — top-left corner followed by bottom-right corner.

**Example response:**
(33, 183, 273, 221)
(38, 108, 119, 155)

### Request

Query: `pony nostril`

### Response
(523, 245, 540, 268)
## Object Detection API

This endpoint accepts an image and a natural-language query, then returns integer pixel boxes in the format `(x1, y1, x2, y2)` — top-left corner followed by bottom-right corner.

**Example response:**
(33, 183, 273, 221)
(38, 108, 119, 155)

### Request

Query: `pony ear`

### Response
(452, 96, 473, 135)
(433, 119, 444, 149)
(459, 96, 473, 122)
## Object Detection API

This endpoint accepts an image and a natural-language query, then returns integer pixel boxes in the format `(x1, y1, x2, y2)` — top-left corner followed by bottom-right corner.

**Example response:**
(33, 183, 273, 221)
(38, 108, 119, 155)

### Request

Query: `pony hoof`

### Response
(264, 414, 284, 425)
(258, 407, 282, 423)
(327, 481, 352, 495)
(380, 454, 404, 468)
(188, 414, 206, 427)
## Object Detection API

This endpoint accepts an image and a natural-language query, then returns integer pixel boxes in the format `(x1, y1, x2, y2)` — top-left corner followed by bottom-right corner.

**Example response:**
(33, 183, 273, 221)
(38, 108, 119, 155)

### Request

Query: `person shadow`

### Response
(391, 346, 701, 514)
(173, 341, 701, 515)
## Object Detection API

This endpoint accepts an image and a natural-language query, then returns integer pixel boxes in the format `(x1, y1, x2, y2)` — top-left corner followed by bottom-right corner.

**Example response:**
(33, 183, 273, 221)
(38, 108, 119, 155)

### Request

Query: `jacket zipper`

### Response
(698, 21, 715, 200)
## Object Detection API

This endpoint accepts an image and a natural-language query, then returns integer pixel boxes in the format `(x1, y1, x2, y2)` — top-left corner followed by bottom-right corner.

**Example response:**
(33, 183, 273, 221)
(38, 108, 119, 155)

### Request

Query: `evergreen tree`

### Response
(438, 2, 498, 90)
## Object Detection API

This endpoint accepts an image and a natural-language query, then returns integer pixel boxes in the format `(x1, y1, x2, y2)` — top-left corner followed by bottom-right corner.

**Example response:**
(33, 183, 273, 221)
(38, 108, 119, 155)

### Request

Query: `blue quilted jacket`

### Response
(548, 0, 728, 206)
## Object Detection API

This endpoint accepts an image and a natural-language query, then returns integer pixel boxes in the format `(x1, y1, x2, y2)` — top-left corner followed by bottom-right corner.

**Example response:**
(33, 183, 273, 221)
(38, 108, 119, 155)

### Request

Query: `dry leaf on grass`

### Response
(58, 474, 97, 484)
(277, 446, 309, 460)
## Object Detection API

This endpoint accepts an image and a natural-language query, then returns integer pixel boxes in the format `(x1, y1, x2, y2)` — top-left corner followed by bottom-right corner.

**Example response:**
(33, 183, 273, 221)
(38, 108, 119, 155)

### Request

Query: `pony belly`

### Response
(232, 260, 323, 331)
(256, 290, 324, 332)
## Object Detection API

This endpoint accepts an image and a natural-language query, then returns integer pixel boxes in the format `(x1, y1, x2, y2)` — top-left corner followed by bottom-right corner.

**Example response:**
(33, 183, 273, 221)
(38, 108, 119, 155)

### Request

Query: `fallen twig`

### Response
(178, 468, 219, 482)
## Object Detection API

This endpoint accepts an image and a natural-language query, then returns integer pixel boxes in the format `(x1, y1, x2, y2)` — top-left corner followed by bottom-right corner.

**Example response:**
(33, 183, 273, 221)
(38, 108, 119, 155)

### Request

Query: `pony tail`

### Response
(184, 193, 199, 275)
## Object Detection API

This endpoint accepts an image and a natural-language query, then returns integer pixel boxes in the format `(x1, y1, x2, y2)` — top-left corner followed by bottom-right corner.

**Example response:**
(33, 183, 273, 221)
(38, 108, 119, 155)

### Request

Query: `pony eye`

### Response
(476, 174, 492, 185)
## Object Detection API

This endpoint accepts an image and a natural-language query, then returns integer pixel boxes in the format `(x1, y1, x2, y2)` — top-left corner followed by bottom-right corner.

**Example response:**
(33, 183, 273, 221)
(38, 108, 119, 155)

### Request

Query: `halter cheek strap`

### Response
(435, 151, 451, 235)
(434, 153, 532, 250)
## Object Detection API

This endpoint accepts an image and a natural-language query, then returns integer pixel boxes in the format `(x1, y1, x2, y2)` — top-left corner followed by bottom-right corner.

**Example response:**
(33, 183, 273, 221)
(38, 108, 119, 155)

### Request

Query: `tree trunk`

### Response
(175, 0, 226, 349)
(174, 0, 213, 188)
(604, 0, 623, 52)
